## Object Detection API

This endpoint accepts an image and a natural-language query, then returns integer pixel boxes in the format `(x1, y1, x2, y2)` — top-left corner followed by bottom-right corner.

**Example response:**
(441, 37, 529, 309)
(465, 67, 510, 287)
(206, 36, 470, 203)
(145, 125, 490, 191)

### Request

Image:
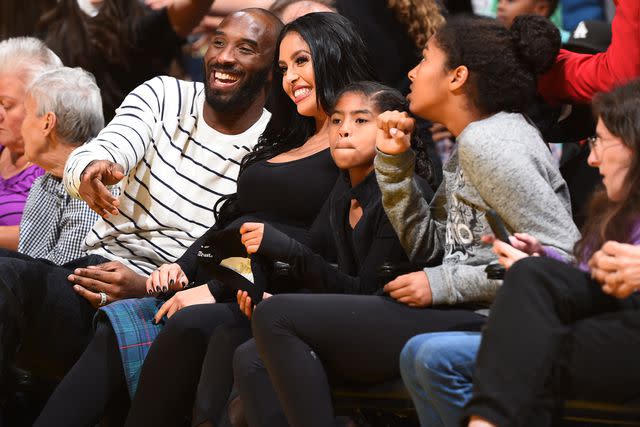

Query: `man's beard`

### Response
(204, 64, 271, 113)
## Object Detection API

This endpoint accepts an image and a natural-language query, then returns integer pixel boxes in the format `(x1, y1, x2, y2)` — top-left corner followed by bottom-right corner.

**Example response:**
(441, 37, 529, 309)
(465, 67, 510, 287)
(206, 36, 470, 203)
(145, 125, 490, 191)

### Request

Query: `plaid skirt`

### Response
(96, 297, 165, 397)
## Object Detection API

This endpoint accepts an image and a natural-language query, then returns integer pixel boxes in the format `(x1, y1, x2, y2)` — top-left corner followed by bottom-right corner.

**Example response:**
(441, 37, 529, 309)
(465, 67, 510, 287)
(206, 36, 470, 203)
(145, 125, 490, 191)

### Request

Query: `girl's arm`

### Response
(374, 149, 444, 264)
(245, 222, 376, 295)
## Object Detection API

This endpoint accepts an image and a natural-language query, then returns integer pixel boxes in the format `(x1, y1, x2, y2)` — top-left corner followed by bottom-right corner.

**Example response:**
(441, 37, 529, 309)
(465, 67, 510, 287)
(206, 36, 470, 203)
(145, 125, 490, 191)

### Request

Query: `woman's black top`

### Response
(175, 148, 339, 298)
(236, 149, 338, 235)
(256, 171, 436, 295)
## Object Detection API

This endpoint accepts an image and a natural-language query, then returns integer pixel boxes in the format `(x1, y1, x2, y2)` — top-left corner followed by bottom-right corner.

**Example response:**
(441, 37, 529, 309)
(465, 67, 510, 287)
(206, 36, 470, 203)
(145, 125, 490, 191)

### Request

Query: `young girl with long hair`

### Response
(242, 15, 580, 427)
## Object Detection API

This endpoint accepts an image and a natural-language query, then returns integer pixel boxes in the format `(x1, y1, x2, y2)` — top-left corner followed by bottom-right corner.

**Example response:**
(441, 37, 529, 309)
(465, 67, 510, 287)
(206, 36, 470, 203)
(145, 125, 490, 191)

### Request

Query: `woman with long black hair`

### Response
(35, 12, 376, 427)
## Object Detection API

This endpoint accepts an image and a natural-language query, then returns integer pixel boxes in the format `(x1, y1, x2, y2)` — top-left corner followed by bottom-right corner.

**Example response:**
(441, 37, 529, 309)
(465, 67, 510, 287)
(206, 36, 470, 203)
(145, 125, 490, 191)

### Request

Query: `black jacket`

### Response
(257, 171, 435, 295)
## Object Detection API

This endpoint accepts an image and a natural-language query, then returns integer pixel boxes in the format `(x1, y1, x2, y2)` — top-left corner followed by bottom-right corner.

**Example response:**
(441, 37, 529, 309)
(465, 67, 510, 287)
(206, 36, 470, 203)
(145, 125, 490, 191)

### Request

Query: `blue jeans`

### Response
(399, 331, 481, 427)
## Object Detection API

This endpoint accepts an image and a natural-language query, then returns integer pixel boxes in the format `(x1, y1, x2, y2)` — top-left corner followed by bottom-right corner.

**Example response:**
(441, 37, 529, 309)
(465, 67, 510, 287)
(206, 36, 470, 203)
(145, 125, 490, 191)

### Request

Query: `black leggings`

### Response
(248, 294, 486, 427)
(35, 320, 128, 427)
(125, 302, 249, 427)
(466, 257, 640, 426)
(36, 303, 249, 427)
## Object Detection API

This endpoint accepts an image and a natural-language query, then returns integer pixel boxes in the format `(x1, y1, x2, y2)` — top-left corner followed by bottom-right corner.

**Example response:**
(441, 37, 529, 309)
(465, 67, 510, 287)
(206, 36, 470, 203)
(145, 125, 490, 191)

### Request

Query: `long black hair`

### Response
(330, 81, 434, 184)
(215, 12, 376, 228)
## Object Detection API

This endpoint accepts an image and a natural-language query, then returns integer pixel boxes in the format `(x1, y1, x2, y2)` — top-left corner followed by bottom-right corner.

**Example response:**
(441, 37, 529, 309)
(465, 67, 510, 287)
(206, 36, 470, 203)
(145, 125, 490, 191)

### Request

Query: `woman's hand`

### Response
(237, 290, 272, 319)
(491, 239, 529, 269)
(589, 241, 640, 299)
(383, 271, 432, 307)
(509, 233, 544, 256)
(376, 110, 415, 155)
(146, 263, 188, 294)
(154, 285, 215, 323)
(240, 222, 265, 254)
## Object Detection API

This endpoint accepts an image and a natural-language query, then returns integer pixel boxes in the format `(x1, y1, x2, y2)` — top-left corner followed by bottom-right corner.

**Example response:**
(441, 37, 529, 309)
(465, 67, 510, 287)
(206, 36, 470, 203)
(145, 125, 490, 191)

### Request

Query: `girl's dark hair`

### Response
(330, 81, 434, 184)
(574, 79, 640, 263)
(39, 0, 145, 119)
(434, 14, 560, 115)
(215, 12, 376, 228)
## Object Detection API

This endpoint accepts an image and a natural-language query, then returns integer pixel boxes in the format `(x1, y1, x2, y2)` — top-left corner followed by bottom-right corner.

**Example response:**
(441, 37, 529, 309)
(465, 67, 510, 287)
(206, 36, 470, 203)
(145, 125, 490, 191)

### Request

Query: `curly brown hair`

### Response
(387, 0, 445, 48)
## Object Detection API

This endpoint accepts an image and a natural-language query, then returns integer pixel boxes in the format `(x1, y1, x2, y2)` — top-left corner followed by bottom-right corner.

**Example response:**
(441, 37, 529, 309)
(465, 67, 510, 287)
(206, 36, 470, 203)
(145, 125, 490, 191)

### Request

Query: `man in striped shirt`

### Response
(0, 9, 282, 387)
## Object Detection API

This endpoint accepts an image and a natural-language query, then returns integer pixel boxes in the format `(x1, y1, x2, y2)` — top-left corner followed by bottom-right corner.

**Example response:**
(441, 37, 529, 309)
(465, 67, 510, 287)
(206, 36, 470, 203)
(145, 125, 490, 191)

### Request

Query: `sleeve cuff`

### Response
(207, 279, 227, 302)
(374, 149, 415, 180)
(423, 265, 451, 306)
(63, 155, 96, 200)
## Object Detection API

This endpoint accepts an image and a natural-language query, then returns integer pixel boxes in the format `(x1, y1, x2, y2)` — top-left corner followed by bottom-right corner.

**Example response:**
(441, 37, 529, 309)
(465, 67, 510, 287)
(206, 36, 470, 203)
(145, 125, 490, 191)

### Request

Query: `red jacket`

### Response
(538, 0, 640, 104)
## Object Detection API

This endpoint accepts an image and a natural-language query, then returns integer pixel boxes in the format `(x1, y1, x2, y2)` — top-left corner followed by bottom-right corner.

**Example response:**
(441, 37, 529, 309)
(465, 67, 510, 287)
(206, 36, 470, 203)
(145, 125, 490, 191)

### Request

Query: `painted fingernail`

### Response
(169, 279, 174, 287)
(162, 286, 168, 292)
(155, 286, 161, 292)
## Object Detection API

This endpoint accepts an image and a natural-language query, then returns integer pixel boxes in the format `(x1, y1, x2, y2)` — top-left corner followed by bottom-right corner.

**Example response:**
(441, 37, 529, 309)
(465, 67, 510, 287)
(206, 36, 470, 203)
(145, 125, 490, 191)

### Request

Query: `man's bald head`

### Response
(203, 8, 283, 113)
(222, 8, 284, 51)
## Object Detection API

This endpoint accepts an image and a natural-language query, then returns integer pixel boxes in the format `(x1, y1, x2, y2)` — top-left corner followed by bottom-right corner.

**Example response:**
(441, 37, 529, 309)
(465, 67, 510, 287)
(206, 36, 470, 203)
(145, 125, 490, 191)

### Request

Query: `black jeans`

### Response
(0, 249, 106, 383)
(466, 257, 640, 427)
(247, 294, 486, 427)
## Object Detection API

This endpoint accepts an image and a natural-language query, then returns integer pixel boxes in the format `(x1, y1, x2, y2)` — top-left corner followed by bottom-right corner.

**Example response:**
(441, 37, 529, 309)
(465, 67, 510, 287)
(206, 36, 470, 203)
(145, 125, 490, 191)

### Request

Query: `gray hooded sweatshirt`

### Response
(374, 112, 580, 308)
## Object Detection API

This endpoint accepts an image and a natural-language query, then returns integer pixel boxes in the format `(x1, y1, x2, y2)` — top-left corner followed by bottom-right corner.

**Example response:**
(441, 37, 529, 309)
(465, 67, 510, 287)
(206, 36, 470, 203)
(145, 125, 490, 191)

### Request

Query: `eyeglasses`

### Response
(587, 136, 624, 157)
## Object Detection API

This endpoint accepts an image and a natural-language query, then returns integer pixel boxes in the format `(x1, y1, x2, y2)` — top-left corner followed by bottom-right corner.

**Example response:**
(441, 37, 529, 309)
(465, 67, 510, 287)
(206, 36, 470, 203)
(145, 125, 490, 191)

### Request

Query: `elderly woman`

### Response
(0, 37, 61, 251)
(18, 67, 104, 264)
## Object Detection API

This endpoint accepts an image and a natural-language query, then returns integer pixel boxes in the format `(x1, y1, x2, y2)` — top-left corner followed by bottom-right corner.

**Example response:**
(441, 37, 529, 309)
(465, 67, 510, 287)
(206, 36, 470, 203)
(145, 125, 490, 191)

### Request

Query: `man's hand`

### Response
(376, 110, 415, 155)
(589, 241, 640, 299)
(147, 263, 188, 294)
(383, 271, 432, 307)
(240, 222, 265, 254)
(79, 160, 125, 217)
(154, 285, 215, 323)
(69, 261, 148, 308)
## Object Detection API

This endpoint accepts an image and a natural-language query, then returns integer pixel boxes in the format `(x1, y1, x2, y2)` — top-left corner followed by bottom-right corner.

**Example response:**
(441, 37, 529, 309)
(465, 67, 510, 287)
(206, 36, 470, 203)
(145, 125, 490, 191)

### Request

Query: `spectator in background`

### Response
(0, 0, 55, 39)
(18, 67, 104, 265)
(496, 0, 559, 28)
(0, 37, 61, 251)
(270, 0, 335, 22)
(38, 0, 216, 121)
(563, 0, 606, 31)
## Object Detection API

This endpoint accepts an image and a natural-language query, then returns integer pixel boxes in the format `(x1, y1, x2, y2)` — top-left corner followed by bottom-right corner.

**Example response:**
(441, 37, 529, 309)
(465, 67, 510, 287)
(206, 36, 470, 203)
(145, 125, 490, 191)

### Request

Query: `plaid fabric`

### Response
(18, 173, 100, 264)
(98, 297, 165, 397)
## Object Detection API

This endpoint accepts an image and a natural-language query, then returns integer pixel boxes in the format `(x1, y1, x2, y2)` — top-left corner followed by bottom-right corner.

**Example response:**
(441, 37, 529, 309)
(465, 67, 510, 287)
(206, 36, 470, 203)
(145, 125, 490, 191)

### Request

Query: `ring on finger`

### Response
(99, 291, 108, 307)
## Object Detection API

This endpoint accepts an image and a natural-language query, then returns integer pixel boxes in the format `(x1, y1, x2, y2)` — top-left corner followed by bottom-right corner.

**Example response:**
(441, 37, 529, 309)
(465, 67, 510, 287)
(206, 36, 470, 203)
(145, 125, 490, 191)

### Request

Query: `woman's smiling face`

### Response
(278, 31, 321, 120)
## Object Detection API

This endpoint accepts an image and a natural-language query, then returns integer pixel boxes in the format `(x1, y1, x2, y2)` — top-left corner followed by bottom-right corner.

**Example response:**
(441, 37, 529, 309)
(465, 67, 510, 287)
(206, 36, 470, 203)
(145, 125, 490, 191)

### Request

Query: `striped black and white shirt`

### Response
(19, 173, 100, 265)
(63, 76, 270, 275)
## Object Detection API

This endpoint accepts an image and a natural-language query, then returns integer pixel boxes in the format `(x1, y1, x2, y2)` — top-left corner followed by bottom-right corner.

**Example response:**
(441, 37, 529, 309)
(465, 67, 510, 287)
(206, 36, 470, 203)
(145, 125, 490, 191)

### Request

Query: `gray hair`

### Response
(26, 67, 104, 145)
(0, 37, 63, 85)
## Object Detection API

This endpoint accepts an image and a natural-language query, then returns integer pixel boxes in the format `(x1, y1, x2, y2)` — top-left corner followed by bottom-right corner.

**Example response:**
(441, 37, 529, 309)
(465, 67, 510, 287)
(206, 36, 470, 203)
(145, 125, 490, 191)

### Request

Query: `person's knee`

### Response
(251, 296, 292, 340)
(400, 334, 424, 379)
(233, 339, 264, 387)
(416, 333, 480, 385)
(160, 307, 211, 343)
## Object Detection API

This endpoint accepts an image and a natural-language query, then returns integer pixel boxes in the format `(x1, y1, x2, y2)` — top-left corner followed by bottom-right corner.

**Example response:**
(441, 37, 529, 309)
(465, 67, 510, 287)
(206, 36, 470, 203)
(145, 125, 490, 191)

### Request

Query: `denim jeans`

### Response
(399, 331, 481, 427)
